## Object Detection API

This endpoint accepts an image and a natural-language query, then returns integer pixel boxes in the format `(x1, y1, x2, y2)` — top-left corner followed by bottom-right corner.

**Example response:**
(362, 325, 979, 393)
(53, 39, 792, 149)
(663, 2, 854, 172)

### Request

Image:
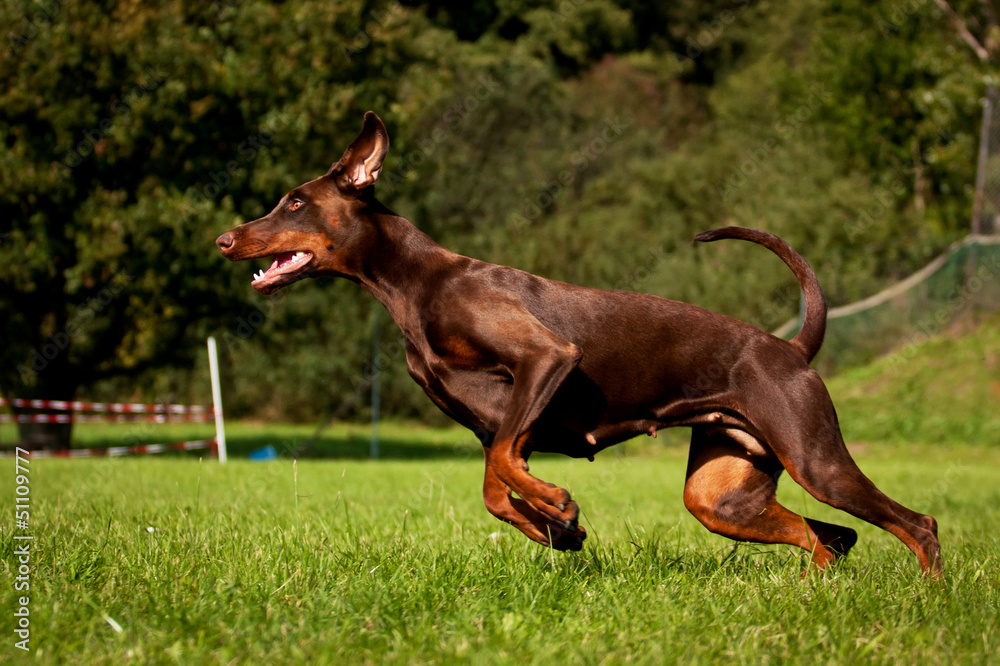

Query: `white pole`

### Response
(207, 336, 228, 464)
(370, 311, 382, 460)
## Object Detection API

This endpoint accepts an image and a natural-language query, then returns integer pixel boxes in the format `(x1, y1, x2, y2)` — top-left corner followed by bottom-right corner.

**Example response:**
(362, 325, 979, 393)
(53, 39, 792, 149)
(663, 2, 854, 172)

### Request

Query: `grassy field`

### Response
(826, 317, 1000, 446)
(2, 439, 999, 664)
(2, 322, 998, 663)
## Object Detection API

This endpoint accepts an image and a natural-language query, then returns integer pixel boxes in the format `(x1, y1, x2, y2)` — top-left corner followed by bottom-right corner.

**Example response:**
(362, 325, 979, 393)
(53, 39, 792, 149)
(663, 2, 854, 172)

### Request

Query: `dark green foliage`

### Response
(0, 0, 994, 432)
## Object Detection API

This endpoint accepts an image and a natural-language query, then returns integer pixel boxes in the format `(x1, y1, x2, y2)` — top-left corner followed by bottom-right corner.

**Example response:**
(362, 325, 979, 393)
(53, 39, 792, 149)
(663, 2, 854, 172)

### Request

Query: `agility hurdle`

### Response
(1, 337, 228, 462)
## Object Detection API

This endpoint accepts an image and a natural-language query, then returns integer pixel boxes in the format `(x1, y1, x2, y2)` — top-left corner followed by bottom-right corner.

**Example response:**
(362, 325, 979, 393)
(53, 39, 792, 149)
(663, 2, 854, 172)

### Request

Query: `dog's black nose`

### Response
(216, 233, 234, 252)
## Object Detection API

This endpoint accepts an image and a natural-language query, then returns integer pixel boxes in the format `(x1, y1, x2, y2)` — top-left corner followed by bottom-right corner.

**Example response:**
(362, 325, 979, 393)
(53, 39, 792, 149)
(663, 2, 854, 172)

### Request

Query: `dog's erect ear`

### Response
(329, 111, 389, 194)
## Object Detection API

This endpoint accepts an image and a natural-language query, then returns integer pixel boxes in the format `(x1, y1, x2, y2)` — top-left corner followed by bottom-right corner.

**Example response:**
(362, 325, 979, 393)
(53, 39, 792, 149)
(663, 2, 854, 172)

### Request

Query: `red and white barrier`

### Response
(1, 337, 228, 462)
(0, 401, 214, 424)
(0, 413, 212, 424)
(0, 398, 212, 415)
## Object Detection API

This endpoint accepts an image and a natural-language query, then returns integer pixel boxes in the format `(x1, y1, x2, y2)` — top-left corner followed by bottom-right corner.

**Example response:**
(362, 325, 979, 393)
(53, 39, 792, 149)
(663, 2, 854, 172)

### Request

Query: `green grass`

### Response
(827, 317, 1000, 446)
(2, 322, 998, 663)
(2, 442, 999, 664)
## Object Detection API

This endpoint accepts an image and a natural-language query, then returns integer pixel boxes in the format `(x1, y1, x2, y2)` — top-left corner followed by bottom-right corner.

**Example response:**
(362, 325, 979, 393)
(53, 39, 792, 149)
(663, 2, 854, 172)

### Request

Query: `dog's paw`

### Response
(537, 497, 579, 532)
(559, 499, 581, 531)
(547, 522, 587, 551)
(531, 487, 578, 529)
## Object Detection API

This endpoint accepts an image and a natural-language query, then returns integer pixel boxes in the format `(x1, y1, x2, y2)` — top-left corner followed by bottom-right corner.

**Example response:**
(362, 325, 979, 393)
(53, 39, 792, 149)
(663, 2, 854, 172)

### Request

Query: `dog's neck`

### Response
(353, 204, 463, 338)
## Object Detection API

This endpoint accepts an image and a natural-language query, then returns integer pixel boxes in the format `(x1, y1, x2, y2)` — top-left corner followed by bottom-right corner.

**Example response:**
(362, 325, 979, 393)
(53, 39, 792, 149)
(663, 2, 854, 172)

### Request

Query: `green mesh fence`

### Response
(775, 236, 1000, 374)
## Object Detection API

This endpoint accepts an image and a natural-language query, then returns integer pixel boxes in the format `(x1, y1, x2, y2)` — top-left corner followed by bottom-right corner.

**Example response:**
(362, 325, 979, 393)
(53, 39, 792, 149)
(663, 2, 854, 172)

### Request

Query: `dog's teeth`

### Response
(294, 251, 304, 258)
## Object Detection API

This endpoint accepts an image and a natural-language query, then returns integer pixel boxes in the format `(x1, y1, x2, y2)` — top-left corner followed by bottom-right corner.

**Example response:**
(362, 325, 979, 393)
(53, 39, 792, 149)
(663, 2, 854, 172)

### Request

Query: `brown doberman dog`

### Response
(216, 111, 942, 576)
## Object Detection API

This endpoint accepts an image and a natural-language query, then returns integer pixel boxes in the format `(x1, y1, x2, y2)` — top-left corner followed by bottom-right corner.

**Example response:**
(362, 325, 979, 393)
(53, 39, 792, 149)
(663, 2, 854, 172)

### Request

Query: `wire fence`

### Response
(775, 236, 1000, 373)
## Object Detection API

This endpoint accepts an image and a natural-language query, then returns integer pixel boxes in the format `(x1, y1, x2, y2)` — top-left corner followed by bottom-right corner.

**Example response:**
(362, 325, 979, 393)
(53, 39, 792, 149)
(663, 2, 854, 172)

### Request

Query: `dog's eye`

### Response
(289, 200, 304, 211)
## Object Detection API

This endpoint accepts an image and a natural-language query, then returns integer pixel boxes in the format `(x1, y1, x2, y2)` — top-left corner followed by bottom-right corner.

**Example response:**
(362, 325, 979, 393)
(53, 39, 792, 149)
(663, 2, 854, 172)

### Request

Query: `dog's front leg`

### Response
(485, 335, 584, 532)
(482, 453, 586, 550)
(431, 299, 584, 535)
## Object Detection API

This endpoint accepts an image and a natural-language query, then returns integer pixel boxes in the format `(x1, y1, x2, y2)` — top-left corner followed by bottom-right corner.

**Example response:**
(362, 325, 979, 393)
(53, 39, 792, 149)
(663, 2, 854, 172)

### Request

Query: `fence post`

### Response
(370, 310, 382, 460)
(972, 87, 996, 236)
(207, 336, 228, 464)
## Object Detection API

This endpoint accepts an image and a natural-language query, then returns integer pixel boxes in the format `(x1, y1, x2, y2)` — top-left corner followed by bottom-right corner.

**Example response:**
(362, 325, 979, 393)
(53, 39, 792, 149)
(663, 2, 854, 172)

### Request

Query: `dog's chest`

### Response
(403, 339, 509, 433)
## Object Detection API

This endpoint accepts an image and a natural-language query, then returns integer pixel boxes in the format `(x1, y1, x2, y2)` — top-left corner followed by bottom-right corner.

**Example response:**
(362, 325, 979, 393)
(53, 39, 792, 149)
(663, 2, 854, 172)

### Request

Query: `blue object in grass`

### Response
(248, 445, 278, 461)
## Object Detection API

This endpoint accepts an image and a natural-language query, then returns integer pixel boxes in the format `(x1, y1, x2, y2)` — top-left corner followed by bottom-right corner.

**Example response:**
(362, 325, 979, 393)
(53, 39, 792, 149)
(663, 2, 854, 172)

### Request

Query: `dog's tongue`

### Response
(264, 251, 305, 276)
(253, 251, 305, 284)
(252, 251, 315, 286)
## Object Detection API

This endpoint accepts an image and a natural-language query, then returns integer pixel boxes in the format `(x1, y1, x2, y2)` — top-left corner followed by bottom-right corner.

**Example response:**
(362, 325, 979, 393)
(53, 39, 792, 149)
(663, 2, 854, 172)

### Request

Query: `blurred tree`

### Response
(0, 0, 456, 446)
(0, 0, 991, 444)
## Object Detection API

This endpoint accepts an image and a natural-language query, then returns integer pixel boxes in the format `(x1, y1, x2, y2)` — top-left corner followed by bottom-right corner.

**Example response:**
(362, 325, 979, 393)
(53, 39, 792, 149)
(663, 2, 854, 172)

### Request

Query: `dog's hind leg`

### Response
(764, 410, 941, 576)
(684, 428, 857, 570)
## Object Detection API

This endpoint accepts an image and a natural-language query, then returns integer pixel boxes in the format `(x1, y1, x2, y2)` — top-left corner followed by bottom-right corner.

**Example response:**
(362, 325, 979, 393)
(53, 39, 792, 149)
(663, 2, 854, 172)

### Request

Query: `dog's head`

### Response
(215, 111, 390, 294)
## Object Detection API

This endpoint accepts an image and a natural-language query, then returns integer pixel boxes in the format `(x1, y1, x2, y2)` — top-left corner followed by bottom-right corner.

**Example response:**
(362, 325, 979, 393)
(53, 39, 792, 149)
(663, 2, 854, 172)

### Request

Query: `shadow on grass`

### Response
(19, 429, 483, 461)
(225, 432, 481, 460)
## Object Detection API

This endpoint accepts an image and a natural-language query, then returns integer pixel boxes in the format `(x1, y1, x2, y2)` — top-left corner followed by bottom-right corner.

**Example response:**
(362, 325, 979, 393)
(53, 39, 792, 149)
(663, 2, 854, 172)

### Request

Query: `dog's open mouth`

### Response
(251, 251, 313, 293)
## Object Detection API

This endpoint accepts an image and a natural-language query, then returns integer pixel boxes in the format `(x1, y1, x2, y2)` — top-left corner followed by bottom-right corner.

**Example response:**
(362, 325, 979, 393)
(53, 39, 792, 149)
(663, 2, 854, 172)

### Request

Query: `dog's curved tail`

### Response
(694, 226, 826, 363)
